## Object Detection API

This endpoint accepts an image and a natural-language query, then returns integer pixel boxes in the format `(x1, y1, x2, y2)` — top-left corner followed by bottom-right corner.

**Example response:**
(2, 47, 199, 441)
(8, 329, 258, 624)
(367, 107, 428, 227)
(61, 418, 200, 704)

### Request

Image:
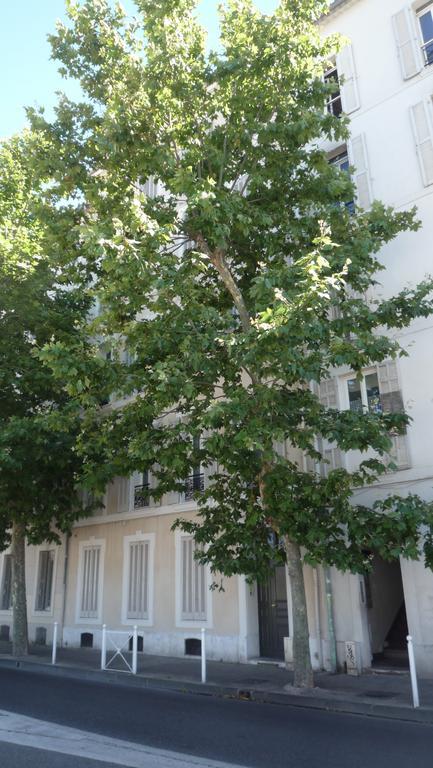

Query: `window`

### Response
(184, 435, 204, 501)
(126, 540, 150, 620)
(181, 536, 207, 622)
(324, 64, 342, 118)
(347, 372, 382, 415)
(35, 550, 55, 612)
(410, 101, 433, 187)
(345, 363, 409, 470)
(134, 471, 150, 509)
(418, 5, 433, 66)
(330, 151, 355, 213)
(0, 555, 12, 611)
(79, 545, 101, 619)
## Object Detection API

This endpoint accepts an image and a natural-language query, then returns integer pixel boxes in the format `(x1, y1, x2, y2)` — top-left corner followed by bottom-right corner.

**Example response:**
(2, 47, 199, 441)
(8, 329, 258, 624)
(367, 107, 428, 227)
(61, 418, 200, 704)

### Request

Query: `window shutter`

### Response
(322, 446, 342, 478)
(377, 361, 410, 470)
(336, 45, 360, 114)
(118, 476, 130, 514)
(127, 540, 149, 619)
(377, 361, 404, 414)
(392, 8, 422, 80)
(36, 550, 54, 611)
(410, 101, 433, 187)
(348, 134, 373, 209)
(319, 378, 339, 409)
(80, 546, 101, 618)
(181, 537, 206, 621)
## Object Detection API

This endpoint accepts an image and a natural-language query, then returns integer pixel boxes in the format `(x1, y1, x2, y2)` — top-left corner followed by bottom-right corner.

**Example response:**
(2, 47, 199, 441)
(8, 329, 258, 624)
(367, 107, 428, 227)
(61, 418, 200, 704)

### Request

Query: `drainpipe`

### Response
(324, 566, 337, 673)
(313, 568, 324, 669)
(60, 532, 71, 644)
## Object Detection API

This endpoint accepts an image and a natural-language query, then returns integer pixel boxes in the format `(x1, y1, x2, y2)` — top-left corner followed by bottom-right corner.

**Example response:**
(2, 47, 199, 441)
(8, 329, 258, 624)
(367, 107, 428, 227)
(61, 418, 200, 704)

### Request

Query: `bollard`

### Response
(51, 622, 58, 666)
(201, 627, 206, 684)
(132, 625, 138, 675)
(101, 624, 107, 671)
(407, 635, 420, 708)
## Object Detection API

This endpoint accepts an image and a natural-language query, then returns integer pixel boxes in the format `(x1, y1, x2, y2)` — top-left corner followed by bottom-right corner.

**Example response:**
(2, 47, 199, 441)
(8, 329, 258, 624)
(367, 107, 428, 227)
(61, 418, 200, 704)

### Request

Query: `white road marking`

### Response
(0, 709, 243, 768)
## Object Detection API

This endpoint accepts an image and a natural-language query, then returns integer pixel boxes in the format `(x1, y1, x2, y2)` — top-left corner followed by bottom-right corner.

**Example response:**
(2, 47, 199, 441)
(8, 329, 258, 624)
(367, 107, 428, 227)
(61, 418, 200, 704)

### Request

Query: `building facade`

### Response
(1, 0, 433, 675)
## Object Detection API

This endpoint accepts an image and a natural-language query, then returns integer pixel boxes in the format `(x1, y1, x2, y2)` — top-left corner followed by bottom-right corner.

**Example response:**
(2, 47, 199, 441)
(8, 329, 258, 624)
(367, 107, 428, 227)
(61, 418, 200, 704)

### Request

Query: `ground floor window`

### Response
(181, 536, 207, 622)
(126, 540, 150, 620)
(35, 549, 55, 612)
(79, 545, 102, 619)
(0, 555, 12, 611)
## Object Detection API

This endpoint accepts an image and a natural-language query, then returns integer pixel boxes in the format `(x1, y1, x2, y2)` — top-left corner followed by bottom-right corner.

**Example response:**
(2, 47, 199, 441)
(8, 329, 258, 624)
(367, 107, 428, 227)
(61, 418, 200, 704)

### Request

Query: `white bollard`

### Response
(201, 627, 206, 684)
(132, 625, 138, 675)
(51, 622, 58, 666)
(407, 635, 420, 708)
(101, 624, 107, 671)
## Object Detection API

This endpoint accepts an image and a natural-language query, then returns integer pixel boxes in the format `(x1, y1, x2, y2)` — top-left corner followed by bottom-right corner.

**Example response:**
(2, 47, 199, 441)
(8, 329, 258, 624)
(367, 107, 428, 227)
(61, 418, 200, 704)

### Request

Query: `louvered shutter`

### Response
(392, 8, 423, 80)
(181, 537, 206, 621)
(348, 134, 373, 210)
(337, 45, 360, 114)
(80, 547, 101, 618)
(127, 540, 149, 619)
(322, 446, 342, 478)
(377, 361, 410, 470)
(319, 378, 339, 409)
(410, 101, 433, 187)
(36, 550, 54, 611)
(118, 476, 130, 514)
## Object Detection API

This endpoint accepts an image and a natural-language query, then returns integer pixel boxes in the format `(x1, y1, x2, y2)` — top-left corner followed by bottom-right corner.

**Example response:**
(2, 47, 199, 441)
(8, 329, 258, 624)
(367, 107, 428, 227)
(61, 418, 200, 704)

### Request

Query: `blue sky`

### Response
(1, 0, 278, 138)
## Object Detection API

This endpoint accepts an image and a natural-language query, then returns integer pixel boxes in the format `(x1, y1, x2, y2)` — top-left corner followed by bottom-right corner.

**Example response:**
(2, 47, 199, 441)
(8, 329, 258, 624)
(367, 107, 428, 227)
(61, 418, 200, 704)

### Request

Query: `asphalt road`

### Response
(0, 668, 432, 768)
(0, 743, 122, 768)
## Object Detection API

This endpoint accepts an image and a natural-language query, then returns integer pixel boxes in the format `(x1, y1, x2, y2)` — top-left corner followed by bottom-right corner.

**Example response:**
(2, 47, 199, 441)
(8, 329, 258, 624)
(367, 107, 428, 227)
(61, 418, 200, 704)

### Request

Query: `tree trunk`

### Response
(11, 521, 29, 657)
(283, 536, 313, 688)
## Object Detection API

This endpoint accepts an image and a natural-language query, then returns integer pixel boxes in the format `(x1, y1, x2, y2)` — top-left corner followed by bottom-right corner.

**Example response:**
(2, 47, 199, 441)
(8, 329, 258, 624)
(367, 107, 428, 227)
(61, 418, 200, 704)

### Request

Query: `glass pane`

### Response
(347, 378, 363, 412)
(365, 372, 382, 414)
(420, 10, 433, 44)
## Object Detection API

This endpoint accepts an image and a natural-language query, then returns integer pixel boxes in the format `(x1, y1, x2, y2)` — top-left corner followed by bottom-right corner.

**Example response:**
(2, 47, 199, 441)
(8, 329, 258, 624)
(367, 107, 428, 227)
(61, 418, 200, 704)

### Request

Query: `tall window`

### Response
(80, 546, 101, 618)
(0, 555, 12, 611)
(184, 435, 204, 500)
(347, 372, 382, 415)
(324, 64, 342, 117)
(181, 536, 207, 622)
(35, 550, 55, 612)
(134, 470, 150, 509)
(330, 151, 355, 213)
(126, 540, 150, 620)
(418, 5, 433, 66)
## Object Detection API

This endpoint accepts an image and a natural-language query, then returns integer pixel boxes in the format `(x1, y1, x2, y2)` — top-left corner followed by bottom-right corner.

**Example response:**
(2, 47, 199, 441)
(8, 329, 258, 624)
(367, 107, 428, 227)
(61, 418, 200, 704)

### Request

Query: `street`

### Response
(0, 669, 432, 767)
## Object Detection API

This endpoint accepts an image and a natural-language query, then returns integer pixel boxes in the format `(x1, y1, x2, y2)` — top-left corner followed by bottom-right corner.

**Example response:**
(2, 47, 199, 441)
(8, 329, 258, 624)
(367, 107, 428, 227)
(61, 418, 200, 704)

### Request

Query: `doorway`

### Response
(258, 565, 289, 660)
(365, 555, 409, 669)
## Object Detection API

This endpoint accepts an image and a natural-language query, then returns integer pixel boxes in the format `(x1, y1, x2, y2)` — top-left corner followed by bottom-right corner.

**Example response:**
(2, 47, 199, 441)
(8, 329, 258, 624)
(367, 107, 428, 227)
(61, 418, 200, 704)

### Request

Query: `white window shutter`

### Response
(392, 8, 422, 80)
(348, 134, 373, 210)
(181, 537, 207, 621)
(387, 435, 410, 471)
(118, 476, 130, 514)
(377, 361, 410, 470)
(322, 446, 342, 478)
(319, 378, 339, 409)
(410, 101, 433, 187)
(127, 540, 149, 619)
(337, 45, 360, 114)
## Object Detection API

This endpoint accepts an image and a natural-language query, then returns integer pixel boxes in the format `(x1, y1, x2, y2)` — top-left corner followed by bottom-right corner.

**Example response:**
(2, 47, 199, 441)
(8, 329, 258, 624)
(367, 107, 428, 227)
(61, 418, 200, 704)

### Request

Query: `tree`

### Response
(35, 0, 433, 686)
(0, 133, 91, 655)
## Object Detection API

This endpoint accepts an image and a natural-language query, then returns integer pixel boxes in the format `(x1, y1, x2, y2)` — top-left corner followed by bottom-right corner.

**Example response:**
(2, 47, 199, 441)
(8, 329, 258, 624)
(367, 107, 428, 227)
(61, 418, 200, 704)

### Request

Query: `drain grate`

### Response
(360, 690, 395, 699)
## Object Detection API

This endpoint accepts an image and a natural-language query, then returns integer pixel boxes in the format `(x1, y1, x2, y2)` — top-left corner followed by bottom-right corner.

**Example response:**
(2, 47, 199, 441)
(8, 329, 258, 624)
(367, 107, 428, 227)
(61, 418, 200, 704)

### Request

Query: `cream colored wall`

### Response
(64, 509, 240, 656)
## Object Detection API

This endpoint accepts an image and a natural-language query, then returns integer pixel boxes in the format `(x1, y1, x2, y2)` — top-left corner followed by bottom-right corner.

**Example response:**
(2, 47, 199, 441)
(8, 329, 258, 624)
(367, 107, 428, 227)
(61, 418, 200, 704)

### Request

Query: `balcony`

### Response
(422, 39, 433, 66)
(134, 483, 150, 509)
(184, 473, 204, 501)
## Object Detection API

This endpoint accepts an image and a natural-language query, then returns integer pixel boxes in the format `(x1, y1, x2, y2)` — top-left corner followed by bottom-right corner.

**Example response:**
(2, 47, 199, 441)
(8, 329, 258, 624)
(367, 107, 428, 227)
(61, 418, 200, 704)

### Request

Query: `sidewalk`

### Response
(1, 641, 432, 724)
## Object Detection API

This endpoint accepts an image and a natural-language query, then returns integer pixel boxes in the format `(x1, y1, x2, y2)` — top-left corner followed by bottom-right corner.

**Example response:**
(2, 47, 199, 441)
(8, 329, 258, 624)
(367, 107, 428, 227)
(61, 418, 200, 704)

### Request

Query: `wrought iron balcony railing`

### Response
(134, 483, 150, 509)
(184, 473, 205, 501)
(422, 39, 433, 66)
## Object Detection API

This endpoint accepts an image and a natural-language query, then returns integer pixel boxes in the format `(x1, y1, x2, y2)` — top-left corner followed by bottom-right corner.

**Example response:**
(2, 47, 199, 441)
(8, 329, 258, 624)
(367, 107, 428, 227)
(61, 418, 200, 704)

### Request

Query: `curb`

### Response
(1, 657, 432, 725)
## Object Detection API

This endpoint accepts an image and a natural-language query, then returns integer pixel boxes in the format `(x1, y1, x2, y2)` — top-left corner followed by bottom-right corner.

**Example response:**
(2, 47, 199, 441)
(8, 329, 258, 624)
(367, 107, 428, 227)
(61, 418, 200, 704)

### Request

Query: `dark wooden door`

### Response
(258, 566, 289, 660)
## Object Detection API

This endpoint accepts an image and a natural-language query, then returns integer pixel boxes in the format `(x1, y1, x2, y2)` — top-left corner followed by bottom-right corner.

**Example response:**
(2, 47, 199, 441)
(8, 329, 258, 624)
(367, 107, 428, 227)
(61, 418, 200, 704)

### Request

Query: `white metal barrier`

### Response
(201, 627, 206, 683)
(407, 635, 420, 708)
(101, 625, 138, 674)
(51, 621, 58, 665)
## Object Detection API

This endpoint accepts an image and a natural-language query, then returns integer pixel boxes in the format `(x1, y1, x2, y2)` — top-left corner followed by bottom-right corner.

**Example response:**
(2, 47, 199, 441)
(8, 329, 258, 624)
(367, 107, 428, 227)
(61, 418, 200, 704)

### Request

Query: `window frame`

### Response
(0, 552, 12, 614)
(417, 4, 433, 66)
(75, 538, 105, 625)
(121, 533, 155, 627)
(33, 547, 57, 616)
(324, 62, 343, 118)
(175, 530, 212, 628)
